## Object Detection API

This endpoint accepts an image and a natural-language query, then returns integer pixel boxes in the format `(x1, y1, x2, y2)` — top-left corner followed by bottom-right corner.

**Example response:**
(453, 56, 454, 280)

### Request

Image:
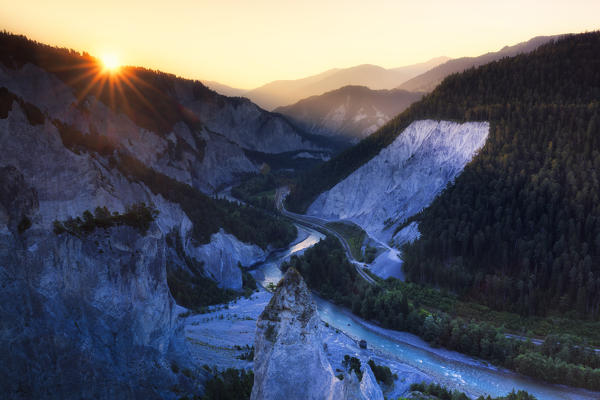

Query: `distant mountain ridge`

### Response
(241, 57, 449, 110)
(204, 35, 559, 112)
(273, 35, 561, 145)
(203, 80, 248, 98)
(275, 85, 425, 143)
(398, 35, 560, 92)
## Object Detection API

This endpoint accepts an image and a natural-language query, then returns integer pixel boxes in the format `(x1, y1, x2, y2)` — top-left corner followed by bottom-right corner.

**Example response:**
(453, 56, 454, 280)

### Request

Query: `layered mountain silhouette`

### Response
(270, 35, 559, 144)
(240, 57, 448, 110)
(398, 35, 559, 92)
(275, 85, 424, 143)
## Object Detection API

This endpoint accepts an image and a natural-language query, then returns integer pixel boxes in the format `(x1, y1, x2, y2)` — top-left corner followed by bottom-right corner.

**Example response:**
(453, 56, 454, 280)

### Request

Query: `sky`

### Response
(1, 0, 599, 89)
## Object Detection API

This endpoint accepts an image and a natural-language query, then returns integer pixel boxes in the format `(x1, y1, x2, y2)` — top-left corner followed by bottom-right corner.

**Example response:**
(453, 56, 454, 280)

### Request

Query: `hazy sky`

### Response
(1, 0, 599, 88)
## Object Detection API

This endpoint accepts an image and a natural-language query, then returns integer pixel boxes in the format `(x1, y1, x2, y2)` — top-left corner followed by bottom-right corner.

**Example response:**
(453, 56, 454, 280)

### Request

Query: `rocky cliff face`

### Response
(186, 229, 265, 290)
(0, 61, 328, 194)
(339, 367, 385, 400)
(174, 81, 322, 154)
(251, 268, 383, 400)
(0, 62, 249, 194)
(307, 120, 489, 245)
(0, 165, 38, 232)
(0, 111, 198, 398)
(0, 226, 190, 398)
(0, 89, 264, 287)
(0, 36, 314, 397)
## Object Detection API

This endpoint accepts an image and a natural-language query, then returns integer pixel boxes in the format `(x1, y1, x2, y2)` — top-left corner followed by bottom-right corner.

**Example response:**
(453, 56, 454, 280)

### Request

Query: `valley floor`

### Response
(180, 224, 600, 399)
(182, 284, 600, 400)
(181, 288, 430, 399)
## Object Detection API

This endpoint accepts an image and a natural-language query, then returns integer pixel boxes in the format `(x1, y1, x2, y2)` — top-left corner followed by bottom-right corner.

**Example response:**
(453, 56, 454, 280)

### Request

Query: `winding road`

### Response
(275, 187, 377, 285)
(274, 187, 600, 355)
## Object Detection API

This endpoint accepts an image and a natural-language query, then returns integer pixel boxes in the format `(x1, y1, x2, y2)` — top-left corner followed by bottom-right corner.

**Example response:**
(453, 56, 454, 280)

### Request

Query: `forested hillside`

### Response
(288, 32, 600, 319)
(283, 237, 600, 391)
(397, 35, 556, 92)
(401, 33, 600, 318)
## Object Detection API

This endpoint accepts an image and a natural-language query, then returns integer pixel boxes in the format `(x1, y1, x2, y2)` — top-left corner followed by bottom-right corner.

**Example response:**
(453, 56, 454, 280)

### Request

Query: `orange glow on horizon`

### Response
(1, 0, 599, 88)
(47, 53, 159, 123)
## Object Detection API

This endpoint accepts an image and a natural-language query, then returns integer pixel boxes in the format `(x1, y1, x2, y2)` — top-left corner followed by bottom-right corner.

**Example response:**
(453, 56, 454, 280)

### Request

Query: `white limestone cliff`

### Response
(0, 165, 198, 398)
(307, 120, 489, 246)
(339, 366, 385, 400)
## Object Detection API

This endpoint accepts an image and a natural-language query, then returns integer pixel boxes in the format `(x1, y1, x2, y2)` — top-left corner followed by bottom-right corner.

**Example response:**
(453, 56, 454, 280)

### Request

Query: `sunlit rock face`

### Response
(0, 62, 327, 195)
(307, 120, 489, 246)
(0, 63, 295, 396)
(251, 268, 384, 400)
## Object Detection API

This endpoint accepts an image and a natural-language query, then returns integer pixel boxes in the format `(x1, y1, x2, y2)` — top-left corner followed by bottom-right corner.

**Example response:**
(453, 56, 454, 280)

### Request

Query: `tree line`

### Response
(407, 382, 536, 400)
(401, 33, 600, 319)
(290, 32, 600, 321)
(282, 236, 600, 391)
(53, 203, 158, 235)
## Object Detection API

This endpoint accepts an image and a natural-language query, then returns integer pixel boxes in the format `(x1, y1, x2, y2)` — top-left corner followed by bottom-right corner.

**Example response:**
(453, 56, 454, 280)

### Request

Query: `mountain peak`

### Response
(244, 57, 447, 110)
(258, 267, 314, 325)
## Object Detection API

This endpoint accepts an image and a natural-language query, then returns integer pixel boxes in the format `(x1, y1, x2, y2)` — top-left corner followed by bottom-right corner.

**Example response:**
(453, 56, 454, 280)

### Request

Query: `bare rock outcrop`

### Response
(251, 268, 383, 400)
(308, 119, 489, 246)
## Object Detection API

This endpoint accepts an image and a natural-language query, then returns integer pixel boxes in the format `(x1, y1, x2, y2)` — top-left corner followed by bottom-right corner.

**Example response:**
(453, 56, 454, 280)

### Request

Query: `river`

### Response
(251, 225, 600, 400)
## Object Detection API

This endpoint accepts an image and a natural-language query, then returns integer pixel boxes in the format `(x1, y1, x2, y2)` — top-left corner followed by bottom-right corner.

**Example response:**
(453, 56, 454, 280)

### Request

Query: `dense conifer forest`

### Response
(400, 33, 600, 319)
(288, 32, 600, 320)
(283, 236, 600, 391)
(406, 382, 536, 400)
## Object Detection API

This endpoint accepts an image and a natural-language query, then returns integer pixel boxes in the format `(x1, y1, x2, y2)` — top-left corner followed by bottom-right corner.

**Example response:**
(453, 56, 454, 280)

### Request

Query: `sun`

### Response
(100, 53, 120, 72)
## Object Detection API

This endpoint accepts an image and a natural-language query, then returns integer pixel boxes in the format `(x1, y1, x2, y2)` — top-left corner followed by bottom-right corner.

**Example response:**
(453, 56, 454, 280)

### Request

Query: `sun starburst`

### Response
(101, 53, 120, 72)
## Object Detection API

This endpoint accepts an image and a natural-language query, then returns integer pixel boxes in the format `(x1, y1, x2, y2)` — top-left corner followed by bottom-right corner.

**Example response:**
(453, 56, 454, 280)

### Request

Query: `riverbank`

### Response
(181, 286, 431, 398)
(182, 222, 600, 400)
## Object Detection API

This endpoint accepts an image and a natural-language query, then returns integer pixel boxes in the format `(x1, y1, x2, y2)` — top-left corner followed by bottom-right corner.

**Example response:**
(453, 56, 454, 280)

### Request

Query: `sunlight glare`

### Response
(101, 53, 120, 72)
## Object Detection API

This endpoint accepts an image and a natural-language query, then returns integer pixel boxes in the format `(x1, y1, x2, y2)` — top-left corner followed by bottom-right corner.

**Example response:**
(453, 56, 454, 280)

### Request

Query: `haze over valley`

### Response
(1, 1, 600, 399)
